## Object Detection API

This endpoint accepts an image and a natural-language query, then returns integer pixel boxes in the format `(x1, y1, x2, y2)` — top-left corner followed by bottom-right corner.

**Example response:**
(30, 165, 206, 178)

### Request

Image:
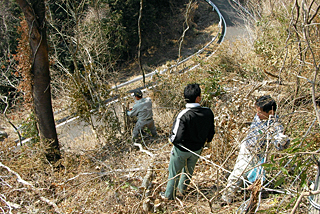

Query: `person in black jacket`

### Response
(163, 83, 215, 200)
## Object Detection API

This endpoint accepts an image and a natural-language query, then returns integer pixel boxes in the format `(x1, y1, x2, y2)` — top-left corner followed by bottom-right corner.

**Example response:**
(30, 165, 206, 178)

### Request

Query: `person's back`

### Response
(164, 83, 215, 200)
(134, 97, 153, 121)
(127, 90, 157, 140)
(171, 105, 214, 152)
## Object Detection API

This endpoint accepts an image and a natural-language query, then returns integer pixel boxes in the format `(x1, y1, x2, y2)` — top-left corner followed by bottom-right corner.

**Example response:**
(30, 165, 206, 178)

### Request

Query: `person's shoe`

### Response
(159, 192, 173, 200)
(179, 187, 194, 196)
(160, 192, 166, 199)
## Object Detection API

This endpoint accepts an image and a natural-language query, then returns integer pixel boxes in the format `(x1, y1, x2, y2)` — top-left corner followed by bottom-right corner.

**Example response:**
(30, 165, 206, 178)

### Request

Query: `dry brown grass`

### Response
(1, 0, 319, 213)
(2, 57, 312, 213)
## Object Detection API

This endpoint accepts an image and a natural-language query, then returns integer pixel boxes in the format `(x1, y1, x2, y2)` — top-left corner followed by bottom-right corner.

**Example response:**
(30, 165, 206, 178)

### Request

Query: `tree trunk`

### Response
(138, 0, 145, 87)
(16, 0, 61, 163)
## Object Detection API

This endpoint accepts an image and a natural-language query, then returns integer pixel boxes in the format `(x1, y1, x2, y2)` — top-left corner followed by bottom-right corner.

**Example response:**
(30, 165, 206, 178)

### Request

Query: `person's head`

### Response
(134, 89, 143, 100)
(184, 83, 201, 103)
(255, 95, 277, 119)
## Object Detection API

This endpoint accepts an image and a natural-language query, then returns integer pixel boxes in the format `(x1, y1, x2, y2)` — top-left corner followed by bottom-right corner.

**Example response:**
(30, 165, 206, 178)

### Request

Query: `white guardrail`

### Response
(16, 0, 227, 146)
(112, 0, 226, 90)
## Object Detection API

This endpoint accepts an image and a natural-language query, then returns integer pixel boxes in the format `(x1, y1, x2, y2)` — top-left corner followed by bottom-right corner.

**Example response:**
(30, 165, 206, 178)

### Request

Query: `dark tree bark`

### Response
(16, 0, 61, 163)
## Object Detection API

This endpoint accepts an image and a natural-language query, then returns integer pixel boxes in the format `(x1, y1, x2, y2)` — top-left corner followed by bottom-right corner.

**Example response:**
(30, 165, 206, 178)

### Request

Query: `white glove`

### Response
(275, 133, 290, 150)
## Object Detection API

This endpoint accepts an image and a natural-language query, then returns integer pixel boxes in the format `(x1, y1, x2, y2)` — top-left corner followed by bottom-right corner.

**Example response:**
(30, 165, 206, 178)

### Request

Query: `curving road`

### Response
(55, 0, 250, 147)
(213, 0, 250, 41)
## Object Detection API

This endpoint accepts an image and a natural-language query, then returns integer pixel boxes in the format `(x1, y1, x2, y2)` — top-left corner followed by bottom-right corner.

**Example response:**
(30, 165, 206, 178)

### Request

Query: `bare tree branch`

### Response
(0, 161, 62, 213)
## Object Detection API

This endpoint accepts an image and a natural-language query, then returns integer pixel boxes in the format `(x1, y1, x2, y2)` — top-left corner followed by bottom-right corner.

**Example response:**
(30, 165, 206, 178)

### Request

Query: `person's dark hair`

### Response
(184, 83, 201, 103)
(134, 89, 143, 98)
(255, 95, 277, 113)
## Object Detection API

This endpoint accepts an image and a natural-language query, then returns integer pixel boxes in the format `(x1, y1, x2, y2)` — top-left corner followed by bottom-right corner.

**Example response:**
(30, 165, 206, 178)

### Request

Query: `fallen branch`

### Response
(0, 161, 62, 213)
(0, 194, 21, 210)
(140, 163, 155, 212)
(134, 142, 155, 157)
(245, 179, 262, 213)
(290, 190, 320, 214)
(140, 166, 154, 190)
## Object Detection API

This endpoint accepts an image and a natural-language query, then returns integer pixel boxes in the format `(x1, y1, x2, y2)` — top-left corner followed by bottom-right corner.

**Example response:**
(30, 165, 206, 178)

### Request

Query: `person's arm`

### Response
(127, 104, 139, 117)
(272, 122, 290, 150)
(244, 119, 265, 154)
(169, 117, 185, 146)
(206, 113, 215, 142)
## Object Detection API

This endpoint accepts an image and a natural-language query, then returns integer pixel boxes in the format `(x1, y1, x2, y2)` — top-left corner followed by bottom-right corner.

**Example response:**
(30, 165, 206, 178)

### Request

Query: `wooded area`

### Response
(0, 0, 319, 213)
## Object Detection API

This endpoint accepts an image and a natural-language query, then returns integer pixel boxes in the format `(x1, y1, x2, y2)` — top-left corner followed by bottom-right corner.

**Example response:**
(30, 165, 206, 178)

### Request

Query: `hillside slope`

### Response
(1, 0, 319, 213)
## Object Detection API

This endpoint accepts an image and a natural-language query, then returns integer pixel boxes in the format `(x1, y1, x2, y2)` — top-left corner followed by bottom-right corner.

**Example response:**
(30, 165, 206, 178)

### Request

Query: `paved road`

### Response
(56, 102, 124, 145)
(56, 116, 93, 144)
(213, 0, 250, 41)
(56, 0, 249, 146)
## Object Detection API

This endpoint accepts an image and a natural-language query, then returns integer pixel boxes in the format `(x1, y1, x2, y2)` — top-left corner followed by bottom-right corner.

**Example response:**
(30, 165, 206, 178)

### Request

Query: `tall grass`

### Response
(1, 0, 319, 213)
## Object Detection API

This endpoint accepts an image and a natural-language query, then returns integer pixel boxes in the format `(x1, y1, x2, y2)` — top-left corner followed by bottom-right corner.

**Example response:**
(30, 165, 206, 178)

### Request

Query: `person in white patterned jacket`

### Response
(221, 95, 290, 205)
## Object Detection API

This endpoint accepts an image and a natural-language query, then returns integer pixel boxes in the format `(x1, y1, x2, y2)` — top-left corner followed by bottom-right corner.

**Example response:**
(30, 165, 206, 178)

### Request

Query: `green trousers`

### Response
(165, 146, 202, 200)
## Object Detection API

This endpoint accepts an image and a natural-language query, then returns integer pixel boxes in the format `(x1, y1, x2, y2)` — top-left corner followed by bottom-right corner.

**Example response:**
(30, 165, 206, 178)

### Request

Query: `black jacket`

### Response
(169, 103, 215, 152)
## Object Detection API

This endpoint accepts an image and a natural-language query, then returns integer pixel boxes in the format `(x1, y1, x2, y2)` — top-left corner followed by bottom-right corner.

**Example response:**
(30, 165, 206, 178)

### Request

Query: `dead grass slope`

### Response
(1, 0, 319, 213)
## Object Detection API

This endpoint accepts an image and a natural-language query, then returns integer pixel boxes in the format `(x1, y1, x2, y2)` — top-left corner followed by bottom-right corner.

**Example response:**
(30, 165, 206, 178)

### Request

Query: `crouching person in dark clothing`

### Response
(162, 83, 215, 200)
